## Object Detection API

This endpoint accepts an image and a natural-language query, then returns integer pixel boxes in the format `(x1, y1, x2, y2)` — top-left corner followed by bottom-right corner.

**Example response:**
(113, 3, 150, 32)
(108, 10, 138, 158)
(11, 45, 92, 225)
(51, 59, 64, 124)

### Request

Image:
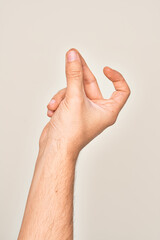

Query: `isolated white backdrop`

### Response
(0, 0, 160, 239)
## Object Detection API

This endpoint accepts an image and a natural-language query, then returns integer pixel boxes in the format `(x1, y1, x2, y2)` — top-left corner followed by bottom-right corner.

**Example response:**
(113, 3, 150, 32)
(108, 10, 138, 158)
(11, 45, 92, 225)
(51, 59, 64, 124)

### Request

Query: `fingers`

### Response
(47, 109, 54, 118)
(47, 88, 66, 117)
(103, 67, 131, 110)
(65, 49, 84, 98)
(69, 48, 103, 100)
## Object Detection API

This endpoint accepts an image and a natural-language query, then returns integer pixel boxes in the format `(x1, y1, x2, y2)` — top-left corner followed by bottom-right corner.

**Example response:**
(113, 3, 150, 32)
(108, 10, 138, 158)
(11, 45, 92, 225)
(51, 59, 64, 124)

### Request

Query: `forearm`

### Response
(18, 138, 78, 240)
(18, 48, 130, 239)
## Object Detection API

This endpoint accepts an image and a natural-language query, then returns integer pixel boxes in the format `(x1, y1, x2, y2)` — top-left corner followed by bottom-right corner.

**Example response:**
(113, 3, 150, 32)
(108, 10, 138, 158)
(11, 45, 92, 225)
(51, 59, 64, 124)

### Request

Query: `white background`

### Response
(0, 0, 160, 239)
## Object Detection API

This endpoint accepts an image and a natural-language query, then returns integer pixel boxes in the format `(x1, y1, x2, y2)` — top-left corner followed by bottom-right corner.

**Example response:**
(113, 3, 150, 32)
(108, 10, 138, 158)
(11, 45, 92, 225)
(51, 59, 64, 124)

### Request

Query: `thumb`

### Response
(65, 49, 84, 97)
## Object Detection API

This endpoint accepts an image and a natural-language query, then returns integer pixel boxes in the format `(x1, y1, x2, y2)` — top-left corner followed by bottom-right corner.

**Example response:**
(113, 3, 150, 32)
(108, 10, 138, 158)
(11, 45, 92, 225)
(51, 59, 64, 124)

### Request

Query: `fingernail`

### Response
(49, 99, 56, 105)
(107, 67, 113, 71)
(66, 50, 78, 62)
(47, 110, 54, 116)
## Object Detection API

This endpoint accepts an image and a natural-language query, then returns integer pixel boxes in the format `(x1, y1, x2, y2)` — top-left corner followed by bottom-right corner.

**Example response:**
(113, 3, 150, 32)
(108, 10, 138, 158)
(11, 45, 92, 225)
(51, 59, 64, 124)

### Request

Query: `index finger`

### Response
(103, 66, 131, 110)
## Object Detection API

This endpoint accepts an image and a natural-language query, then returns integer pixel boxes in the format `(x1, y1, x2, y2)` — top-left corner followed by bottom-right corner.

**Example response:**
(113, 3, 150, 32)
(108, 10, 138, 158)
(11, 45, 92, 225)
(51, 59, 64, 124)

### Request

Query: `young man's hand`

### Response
(42, 48, 131, 154)
(18, 49, 131, 240)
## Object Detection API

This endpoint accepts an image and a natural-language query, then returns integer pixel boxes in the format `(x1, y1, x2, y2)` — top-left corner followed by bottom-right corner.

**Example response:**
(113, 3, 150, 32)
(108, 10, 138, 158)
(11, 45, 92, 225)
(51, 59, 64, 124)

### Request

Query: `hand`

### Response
(41, 48, 131, 153)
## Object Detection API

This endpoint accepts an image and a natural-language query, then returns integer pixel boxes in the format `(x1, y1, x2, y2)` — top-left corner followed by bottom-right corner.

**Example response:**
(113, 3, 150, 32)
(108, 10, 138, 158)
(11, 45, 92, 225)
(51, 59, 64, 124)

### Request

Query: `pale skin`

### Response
(18, 48, 131, 240)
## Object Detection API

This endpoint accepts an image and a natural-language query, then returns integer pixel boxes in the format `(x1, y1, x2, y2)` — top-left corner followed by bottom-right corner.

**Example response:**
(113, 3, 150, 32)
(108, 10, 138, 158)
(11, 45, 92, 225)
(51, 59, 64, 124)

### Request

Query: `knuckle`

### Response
(58, 88, 64, 94)
(57, 88, 66, 96)
(57, 89, 62, 95)
(128, 87, 131, 96)
(109, 116, 117, 126)
(66, 69, 82, 79)
(126, 87, 131, 97)
(104, 108, 119, 126)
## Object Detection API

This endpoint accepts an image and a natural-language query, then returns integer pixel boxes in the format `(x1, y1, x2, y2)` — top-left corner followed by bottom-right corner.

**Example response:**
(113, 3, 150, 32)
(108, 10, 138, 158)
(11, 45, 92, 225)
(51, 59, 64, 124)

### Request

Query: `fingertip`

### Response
(47, 99, 56, 110)
(47, 105, 54, 111)
(103, 66, 113, 79)
(67, 47, 79, 53)
(66, 49, 80, 62)
(103, 66, 112, 73)
(47, 110, 54, 117)
(49, 99, 56, 105)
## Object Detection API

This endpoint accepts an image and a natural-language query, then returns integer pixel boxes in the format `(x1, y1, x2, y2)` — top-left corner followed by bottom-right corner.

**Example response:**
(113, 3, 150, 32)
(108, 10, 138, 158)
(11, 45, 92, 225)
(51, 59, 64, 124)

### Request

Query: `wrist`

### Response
(38, 122, 80, 165)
